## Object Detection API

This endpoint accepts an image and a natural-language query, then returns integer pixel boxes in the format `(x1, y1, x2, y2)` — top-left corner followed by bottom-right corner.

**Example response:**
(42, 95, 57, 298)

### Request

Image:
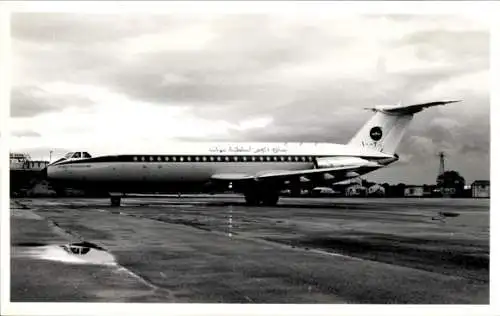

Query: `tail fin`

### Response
(348, 100, 461, 154)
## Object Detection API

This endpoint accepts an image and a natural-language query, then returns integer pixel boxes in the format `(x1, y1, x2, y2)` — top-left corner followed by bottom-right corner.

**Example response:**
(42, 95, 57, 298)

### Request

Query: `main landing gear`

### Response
(244, 189, 280, 206)
(110, 195, 122, 207)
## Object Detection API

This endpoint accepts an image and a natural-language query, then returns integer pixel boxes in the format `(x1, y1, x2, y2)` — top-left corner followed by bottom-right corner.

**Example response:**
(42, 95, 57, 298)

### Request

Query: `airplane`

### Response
(45, 100, 460, 206)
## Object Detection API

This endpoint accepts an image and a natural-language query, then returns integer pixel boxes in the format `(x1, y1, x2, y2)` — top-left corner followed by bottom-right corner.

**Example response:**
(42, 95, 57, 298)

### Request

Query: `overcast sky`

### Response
(10, 13, 489, 184)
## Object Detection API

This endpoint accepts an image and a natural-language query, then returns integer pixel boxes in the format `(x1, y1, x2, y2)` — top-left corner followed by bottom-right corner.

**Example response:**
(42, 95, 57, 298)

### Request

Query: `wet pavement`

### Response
(10, 196, 489, 303)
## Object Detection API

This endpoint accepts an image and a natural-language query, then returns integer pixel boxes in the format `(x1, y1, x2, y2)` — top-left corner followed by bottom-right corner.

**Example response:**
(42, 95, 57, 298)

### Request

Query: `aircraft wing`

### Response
(210, 163, 381, 184)
(255, 166, 363, 180)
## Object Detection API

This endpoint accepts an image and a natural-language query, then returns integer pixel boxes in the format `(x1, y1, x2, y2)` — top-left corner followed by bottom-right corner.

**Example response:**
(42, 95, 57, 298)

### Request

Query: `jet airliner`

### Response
(45, 100, 460, 206)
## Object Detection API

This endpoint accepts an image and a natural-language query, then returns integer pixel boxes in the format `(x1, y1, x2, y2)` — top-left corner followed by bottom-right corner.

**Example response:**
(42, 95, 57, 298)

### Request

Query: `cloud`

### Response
(10, 13, 490, 184)
(11, 85, 94, 117)
(11, 130, 41, 137)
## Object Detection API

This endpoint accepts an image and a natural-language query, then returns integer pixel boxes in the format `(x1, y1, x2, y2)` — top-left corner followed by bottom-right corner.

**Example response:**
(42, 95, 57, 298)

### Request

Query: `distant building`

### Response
(422, 185, 435, 197)
(10, 152, 49, 171)
(471, 180, 490, 198)
(367, 184, 385, 197)
(404, 186, 424, 197)
(436, 170, 465, 198)
(441, 187, 457, 197)
(10, 152, 50, 196)
(346, 184, 366, 197)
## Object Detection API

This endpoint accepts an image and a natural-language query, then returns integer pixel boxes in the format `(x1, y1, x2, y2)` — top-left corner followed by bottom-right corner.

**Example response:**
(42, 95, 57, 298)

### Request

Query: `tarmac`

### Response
(10, 196, 489, 303)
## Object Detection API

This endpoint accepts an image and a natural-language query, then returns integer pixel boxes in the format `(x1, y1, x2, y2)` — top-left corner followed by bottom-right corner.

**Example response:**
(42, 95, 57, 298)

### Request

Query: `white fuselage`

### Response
(46, 142, 394, 192)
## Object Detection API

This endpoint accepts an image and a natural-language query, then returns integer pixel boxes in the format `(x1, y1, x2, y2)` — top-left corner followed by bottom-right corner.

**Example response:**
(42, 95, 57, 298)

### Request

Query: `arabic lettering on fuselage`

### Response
(208, 145, 288, 154)
(229, 145, 252, 153)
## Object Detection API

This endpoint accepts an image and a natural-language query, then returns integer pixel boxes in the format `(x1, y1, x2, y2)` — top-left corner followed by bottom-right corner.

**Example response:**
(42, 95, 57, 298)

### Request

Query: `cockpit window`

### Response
(62, 151, 92, 160)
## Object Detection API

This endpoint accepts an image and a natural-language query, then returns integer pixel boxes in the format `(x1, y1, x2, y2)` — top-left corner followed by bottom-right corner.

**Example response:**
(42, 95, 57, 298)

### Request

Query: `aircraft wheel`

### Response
(110, 196, 121, 207)
(54, 187, 66, 197)
(261, 192, 279, 206)
(244, 192, 261, 206)
(290, 186, 301, 197)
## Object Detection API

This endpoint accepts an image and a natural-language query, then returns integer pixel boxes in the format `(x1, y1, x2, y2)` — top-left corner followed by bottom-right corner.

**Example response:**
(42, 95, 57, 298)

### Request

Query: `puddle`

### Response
(439, 212, 460, 218)
(432, 211, 461, 222)
(13, 241, 116, 266)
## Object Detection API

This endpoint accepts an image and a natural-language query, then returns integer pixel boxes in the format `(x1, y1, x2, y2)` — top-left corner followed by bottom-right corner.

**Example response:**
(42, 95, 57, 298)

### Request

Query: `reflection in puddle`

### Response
(62, 244, 92, 255)
(14, 242, 116, 266)
(227, 205, 233, 238)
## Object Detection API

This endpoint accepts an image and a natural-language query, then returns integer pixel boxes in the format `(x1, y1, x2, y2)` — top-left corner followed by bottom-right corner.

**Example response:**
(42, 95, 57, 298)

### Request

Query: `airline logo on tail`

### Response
(369, 126, 383, 141)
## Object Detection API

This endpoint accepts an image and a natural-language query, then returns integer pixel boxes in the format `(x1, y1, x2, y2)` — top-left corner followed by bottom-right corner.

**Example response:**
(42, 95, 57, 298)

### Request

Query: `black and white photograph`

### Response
(0, 1, 496, 315)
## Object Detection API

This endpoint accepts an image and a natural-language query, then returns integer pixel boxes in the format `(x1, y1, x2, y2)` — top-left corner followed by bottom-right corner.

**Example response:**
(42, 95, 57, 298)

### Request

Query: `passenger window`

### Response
(210, 156, 214, 162)
(133, 157, 138, 161)
(73, 152, 81, 159)
(266, 156, 271, 161)
(172, 157, 177, 162)
(180, 157, 184, 162)
(243, 156, 247, 161)
(165, 157, 169, 162)
(141, 156, 145, 161)
(217, 157, 221, 161)
(233, 156, 238, 161)
(187, 156, 191, 161)
(202, 156, 207, 162)
(157, 157, 162, 161)
(195, 156, 200, 161)
(149, 156, 154, 161)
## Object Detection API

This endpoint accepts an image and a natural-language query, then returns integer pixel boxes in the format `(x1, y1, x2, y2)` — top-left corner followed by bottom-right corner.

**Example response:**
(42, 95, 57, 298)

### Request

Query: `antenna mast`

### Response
(438, 151, 446, 176)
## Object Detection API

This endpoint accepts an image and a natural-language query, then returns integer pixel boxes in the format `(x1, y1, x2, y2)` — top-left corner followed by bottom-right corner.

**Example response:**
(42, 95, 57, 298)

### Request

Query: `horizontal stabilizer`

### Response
(365, 100, 461, 115)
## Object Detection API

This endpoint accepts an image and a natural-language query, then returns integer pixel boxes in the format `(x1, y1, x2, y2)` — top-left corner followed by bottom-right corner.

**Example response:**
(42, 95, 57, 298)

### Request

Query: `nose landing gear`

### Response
(109, 193, 122, 207)
(243, 187, 280, 206)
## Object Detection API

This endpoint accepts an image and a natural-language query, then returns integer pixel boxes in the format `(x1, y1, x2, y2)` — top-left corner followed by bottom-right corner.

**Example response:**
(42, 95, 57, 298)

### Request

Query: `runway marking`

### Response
(101, 206, 483, 280)
(89, 204, 367, 262)
(43, 200, 488, 282)
(105, 206, 364, 262)
(228, 205, 233, 238)
(115, 267, 164, 291)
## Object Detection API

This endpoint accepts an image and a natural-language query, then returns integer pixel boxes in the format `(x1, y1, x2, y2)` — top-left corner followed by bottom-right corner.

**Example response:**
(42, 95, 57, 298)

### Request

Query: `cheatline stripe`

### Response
(52, 154, 387, 166)
(54, 154, 321, 165)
